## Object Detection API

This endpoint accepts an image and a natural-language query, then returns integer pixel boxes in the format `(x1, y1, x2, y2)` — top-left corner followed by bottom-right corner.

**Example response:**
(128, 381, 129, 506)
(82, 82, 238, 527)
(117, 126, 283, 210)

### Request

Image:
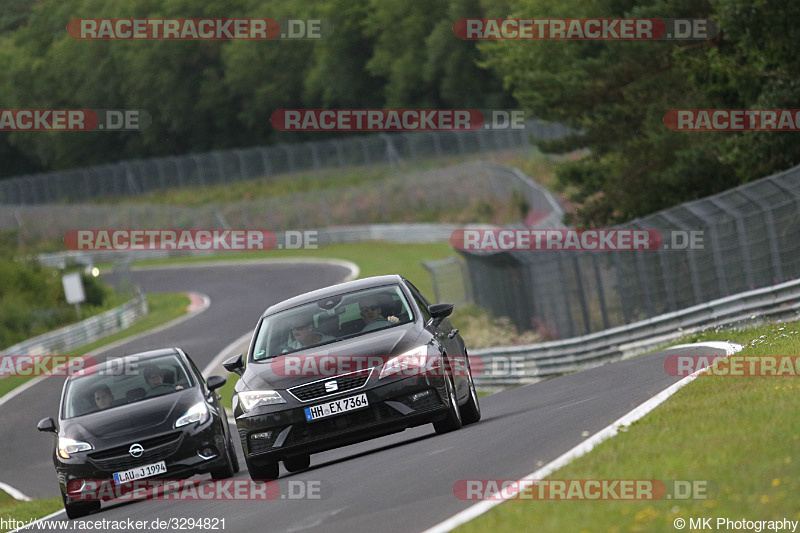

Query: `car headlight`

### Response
(238, 390, 286, 412)
(379, 346, 429, 379)
(175, 402, 210, 428)
(58, 437, 93, 459)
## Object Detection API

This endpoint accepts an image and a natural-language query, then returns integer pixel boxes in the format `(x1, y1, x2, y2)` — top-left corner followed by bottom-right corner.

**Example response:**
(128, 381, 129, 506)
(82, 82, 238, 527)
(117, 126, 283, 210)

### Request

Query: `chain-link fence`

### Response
(0, 122, 568, 205)
(457, 164, 800, 339)
(1, 161, 557, 245)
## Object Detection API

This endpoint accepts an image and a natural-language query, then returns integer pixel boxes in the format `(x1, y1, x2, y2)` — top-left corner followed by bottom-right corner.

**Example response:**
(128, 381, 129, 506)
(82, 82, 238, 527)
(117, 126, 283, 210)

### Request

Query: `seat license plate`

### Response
(304, 393, 369, 421)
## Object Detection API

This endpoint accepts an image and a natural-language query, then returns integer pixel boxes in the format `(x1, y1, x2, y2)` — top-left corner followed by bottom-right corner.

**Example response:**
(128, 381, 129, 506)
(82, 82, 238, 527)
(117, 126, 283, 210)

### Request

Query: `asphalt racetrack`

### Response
(0, 260, 720, 532)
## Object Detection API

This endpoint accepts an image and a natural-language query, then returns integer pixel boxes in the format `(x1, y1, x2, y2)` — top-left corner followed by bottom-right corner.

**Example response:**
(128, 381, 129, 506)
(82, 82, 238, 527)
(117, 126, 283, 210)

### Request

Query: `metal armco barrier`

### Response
(0, 293, 148, 356)
(471, 278, 800, 386)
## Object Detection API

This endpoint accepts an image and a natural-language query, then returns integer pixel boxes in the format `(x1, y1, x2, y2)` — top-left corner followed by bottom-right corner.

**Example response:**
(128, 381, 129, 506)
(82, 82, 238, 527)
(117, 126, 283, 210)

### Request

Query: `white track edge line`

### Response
(421, 341, 743, 533)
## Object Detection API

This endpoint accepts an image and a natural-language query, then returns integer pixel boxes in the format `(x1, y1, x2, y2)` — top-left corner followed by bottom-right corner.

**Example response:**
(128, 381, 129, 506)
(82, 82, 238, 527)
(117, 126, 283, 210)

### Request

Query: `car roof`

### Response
(69, 347, 184, 380)
(262, 274, 408, 317)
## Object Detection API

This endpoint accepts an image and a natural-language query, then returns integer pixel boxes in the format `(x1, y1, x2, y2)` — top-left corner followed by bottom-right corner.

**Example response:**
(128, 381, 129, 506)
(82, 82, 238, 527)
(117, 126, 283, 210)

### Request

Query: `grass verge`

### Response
(456, 321, 800, 532)
(0, 493, 62, 533)
(0, 293, 190, 400)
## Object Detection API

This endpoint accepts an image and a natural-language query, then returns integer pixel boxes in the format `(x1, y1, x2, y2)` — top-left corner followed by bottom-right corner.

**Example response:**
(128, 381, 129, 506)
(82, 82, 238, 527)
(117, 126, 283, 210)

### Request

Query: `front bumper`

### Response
(57, 419, 229, 502)
(236, 375, 449, 464)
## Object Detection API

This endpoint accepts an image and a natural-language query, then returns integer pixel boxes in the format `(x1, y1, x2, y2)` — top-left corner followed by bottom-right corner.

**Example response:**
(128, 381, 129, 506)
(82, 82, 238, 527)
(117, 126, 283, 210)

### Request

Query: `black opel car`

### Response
(37, 347, 239, 519)
(224, 275, 480, 480)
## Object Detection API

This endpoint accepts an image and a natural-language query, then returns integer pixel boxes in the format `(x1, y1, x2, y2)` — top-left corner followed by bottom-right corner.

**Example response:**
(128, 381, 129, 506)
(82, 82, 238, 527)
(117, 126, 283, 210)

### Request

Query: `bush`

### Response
(0, 257, 111, 349)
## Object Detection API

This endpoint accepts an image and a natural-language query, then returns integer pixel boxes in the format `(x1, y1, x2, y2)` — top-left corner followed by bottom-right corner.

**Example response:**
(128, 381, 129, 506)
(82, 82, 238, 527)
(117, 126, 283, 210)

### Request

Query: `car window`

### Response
(62, 353, 193, 418)
(252, 284, 414, 361)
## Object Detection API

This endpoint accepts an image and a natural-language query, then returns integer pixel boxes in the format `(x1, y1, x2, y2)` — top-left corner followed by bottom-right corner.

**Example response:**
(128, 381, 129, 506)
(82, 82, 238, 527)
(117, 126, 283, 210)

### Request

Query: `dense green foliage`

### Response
(0, 259, 110, 348)
(0, 0, 511, 176)
(482, 0, 800, 226)
(1, 0, 798, 226)
(0, 231, 110, 348)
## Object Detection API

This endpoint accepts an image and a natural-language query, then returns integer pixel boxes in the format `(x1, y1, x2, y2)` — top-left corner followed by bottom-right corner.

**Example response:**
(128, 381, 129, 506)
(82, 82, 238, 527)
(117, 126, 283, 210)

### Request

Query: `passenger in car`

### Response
(92, 385, 114, 410)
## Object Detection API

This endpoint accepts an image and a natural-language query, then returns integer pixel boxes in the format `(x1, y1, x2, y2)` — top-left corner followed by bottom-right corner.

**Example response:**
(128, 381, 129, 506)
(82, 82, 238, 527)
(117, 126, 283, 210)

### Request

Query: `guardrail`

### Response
(472, 278, 800, 386)
(0, 293, 148, 356)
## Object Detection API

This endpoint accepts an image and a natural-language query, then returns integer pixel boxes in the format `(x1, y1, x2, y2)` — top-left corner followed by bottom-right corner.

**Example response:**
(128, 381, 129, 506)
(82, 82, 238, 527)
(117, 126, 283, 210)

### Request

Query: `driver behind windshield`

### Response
(143, 364, 173, 391)
(287, 312, 334, 350)
(359, 293, 400, 332)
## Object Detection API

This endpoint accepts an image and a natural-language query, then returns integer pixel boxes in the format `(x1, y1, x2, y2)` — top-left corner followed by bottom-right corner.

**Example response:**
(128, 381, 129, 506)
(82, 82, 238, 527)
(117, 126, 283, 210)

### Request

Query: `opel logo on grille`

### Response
(324, 380, 338, 392)
(129, 443, 144, 458)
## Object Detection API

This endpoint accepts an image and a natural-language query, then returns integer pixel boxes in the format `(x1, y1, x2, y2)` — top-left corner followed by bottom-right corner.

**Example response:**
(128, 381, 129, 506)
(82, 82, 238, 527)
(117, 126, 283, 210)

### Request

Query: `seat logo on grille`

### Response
(324, 380, 338, 392)
(129, 443, 144, 458)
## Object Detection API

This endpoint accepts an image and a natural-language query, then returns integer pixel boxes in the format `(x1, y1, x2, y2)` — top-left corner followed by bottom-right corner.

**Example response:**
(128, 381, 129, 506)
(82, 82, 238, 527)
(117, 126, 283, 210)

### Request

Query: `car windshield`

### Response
(62, 353, 193, 419)
(252, 284, 414, 361)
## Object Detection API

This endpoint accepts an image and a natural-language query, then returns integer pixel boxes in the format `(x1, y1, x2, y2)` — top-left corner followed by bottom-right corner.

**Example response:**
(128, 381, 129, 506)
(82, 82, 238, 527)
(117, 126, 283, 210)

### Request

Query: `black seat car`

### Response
(224, 275, 481, 481)
(37, 347, 239, 519)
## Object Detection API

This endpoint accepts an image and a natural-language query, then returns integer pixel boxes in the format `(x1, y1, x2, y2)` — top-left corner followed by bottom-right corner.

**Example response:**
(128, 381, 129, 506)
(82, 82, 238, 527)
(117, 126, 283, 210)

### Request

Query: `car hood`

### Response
(243, 325, 425, 390)
(60, 389, 200, 443)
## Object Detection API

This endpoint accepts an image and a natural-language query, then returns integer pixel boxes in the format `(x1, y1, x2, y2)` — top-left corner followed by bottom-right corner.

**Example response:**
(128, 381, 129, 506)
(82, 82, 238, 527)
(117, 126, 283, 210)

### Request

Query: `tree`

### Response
(480, 0, 750, 227)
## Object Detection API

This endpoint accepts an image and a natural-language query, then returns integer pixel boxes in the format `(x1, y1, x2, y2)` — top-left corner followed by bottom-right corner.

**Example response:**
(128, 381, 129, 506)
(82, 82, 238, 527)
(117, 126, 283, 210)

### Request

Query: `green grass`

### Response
(0, 293, 190, 399)
(456, 321, 800, 533)
(0, 493, 62, 533)
(100, 168, 393, 206)
(94, 147, 538, 208)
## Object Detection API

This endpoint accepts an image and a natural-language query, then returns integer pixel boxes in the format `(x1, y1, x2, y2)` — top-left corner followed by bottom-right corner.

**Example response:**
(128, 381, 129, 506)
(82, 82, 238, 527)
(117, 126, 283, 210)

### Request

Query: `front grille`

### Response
(285, 403, 398, 445)
(87, 432, 183, 472)
(288, 368, 372, 402)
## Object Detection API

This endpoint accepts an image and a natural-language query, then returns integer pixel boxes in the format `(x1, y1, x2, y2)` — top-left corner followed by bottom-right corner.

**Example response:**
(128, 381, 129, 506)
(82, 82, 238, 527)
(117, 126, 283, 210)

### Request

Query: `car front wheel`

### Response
(460, 357, 481, 425)
(246, 458, 279, 481)
(62, 492, 100, 520)
(211, 437, 237, 479)
(283, 454, 310, 473)
(433, 370, 462, 434)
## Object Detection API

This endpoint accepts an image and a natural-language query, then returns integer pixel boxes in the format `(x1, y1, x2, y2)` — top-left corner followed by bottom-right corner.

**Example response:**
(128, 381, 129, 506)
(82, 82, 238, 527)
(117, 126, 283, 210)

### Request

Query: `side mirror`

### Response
(427, 303, 454, 328)
(37, 417, 56, 433)
(223, 354, 244, 376)
(207, 375, 226, 391)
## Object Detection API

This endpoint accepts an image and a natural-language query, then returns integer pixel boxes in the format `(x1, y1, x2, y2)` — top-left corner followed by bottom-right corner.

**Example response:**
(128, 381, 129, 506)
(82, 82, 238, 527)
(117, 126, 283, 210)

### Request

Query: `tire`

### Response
(229, 437, 240, 474)
(283, 454, 310, 473)
(211, 438, 237, 479)
(433, 371, 462, 434)
(62, 492, 100, 520)
(247, 459, 279, 481)
(460, 373, 482, 425)
(460, 355, 481, 425)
